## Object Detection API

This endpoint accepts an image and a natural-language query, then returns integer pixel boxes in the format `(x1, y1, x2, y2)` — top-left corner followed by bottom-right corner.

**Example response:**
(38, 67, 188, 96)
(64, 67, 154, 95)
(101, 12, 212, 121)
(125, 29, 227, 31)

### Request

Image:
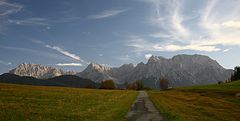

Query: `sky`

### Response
(0, 0, 240, 73)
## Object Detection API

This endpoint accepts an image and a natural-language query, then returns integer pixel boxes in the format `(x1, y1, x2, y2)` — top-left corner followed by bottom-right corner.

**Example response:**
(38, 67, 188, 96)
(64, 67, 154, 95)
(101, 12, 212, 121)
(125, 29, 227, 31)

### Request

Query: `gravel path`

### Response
(125, 91, 168, 121)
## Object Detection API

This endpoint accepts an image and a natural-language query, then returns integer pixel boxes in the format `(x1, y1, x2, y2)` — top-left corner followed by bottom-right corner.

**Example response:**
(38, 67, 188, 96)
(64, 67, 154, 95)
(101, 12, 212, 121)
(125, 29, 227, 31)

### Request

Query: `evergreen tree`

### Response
(136, 80, 144, 90)
(231, 66, 240, 81)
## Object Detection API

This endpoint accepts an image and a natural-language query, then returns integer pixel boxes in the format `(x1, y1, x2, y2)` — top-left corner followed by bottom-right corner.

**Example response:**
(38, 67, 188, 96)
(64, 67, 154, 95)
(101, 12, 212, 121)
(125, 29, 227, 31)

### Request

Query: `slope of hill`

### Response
(0, 83, 137, 121)
(0, 73, 96, 88)
(148, 81, 240, 121)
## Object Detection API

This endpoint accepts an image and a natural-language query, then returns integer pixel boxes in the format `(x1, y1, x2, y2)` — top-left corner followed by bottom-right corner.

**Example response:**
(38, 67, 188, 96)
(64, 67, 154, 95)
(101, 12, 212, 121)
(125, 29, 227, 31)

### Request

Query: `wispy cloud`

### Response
(0, 45, 69, 60)
(88, 8, 129, 19)
(0, 1, 23, 34)
(0, 60, 12, 65)
(45, 45, 82, 61)
(32, 40, 84, 62)
(8, 17, 50, 26)
(0, 1, 23, 16)
(56, 63, 82, 67)
(127, 36, 220, 52)
(117, 55, 135, 62)
(223, 48, 230, 52)
(134, 0, 240, 53)
(8, 16, 84, 26)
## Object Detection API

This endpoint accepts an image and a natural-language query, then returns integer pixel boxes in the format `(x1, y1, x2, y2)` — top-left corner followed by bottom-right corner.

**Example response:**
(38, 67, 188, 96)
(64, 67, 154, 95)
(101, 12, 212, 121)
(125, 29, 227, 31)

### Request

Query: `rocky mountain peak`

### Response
(86, 63, 111, 72)
(147, 55, 168, 64)
(9, 63, 65, 79)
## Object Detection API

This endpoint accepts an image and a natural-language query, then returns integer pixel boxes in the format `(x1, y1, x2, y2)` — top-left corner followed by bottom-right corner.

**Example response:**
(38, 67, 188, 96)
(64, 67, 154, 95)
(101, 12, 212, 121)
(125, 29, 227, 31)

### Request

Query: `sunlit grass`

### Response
(0, 83, 138, 121)
(149, 81, 240, 121)
(179, 80, 240, 90)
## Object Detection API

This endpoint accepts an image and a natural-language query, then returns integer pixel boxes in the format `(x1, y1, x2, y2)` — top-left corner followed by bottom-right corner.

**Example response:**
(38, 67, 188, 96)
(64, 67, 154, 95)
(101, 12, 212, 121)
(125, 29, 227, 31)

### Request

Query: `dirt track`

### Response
(125, 91, 168, 121)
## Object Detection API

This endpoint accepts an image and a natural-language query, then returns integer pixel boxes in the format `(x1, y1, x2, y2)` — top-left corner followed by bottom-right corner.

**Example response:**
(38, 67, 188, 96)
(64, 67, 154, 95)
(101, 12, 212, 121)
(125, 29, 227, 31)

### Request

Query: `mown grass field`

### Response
(148, 81, 240, 121)
(0, 83, 138, 121)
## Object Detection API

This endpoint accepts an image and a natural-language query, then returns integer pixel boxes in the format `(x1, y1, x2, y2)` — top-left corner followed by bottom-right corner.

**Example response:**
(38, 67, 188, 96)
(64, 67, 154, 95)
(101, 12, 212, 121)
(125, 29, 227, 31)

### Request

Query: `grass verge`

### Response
(148, 81, 240, 121)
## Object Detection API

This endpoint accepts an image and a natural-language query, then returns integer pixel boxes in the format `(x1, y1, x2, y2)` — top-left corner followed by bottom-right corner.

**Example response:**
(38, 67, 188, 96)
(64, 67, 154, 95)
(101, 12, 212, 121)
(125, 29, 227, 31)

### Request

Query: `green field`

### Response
(0, 83, 138, 121)
(149, 81, 240, 121)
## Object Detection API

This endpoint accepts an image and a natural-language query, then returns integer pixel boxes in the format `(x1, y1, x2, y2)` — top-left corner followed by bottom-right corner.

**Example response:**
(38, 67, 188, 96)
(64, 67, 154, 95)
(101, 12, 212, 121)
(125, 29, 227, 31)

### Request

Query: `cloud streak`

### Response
(32, 40, 84, 62)
(56, 63, 82, 66)
(0, 1, 23, 16)
(128, 36, 220, 52)
(45, 44, 82, 61)
(117, 55, 135, 62)
(88, 8, 129, 19)
(8, 18, 50, 26)
(0, 60, 12, 65)
(0, 45, 69, 61)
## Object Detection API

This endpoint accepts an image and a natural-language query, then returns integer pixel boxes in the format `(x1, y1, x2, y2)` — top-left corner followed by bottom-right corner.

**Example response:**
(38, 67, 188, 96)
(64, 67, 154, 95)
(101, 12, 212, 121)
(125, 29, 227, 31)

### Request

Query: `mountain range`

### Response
(3, 54, 233, 88)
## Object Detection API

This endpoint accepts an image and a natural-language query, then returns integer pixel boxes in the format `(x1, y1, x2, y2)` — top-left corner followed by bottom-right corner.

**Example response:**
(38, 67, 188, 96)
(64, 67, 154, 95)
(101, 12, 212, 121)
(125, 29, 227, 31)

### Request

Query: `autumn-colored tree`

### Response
(126, 80, 144, 90)
(99, 80, 116, 89)
(159, 78, 169, 90)
(127, 83, 137, 90)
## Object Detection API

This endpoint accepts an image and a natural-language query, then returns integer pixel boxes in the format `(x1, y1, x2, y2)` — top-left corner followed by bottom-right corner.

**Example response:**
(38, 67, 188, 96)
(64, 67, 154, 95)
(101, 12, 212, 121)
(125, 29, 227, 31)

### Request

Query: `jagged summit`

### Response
(148, 55, 167, 63)
(9, 63, 74, 79)
(86, 63, 111, 72)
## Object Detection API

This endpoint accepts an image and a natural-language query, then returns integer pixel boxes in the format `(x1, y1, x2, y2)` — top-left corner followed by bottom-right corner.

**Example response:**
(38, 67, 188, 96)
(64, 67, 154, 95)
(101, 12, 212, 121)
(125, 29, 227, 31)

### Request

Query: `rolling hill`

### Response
(0, 73, 96, 88)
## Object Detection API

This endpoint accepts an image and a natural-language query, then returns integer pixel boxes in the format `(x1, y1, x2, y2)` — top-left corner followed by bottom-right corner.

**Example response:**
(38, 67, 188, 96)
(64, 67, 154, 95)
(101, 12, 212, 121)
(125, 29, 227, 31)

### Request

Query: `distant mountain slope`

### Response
(9, 63, 75, 79)
(78, 54, 233, 88)
(76, 63, 134, 82)
(6, 54, 233, 88)
(0, 73, 96, 88)
(128, 54, 233, 88)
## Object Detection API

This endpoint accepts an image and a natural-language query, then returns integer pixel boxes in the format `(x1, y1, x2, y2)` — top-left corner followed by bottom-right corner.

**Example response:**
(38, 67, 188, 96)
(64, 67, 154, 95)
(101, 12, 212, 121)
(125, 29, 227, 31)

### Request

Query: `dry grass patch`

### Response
(0, 83, 138, 121)
(149, 81, 240, 121)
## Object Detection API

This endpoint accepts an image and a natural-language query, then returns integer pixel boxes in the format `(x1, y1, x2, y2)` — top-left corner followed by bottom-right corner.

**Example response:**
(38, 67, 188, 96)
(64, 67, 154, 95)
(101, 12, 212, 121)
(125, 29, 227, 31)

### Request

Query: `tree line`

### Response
(99, 77, 170, 90)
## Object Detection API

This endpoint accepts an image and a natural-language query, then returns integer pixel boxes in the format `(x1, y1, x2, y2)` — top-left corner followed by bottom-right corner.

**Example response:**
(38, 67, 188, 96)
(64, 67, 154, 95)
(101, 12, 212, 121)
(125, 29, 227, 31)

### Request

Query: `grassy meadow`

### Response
(149, 81, 240, 121)
(0, 83, 138, 121)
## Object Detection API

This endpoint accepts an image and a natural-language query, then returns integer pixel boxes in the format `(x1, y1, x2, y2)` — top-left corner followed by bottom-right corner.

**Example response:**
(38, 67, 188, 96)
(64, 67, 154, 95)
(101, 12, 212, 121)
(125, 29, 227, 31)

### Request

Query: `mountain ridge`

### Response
(9, 63, 76, 79)
(7, 54, 233, 88)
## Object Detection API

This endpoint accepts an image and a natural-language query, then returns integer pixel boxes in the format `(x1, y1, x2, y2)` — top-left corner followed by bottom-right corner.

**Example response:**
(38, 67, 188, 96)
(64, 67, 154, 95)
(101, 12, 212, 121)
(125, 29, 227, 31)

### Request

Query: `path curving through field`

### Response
(125, 91, 168, 121)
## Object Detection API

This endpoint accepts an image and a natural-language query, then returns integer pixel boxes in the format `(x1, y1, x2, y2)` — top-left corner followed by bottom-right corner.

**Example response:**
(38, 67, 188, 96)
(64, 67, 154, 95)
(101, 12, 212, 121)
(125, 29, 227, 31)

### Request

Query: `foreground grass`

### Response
(0, 83, 138, 121)
(179, 80, 240, 90)
(149, 81, 240, 121)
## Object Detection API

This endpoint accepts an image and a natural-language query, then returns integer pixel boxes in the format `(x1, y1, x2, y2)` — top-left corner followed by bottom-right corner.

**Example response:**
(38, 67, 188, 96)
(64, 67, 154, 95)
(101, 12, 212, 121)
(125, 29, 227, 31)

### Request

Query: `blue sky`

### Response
(0, 0, 240, 73)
